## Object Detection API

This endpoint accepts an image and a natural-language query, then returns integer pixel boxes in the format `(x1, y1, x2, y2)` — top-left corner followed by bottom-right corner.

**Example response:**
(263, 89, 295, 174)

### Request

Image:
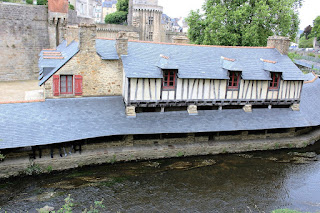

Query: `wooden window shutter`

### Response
(53, 75, 60, 96)
(74, 75, 83, 96)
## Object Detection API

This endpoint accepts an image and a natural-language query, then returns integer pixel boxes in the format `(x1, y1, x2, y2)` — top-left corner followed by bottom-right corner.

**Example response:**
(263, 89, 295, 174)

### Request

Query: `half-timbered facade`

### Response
(121, 37, 305, 114)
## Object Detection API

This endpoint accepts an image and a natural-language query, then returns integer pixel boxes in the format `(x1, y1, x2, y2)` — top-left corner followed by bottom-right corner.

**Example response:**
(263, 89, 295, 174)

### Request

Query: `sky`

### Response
(158, 0, 320, 30)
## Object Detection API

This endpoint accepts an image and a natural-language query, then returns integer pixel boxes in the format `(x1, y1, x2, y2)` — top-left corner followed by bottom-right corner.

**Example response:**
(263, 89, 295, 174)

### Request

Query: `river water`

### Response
(1, 143, 320, 212)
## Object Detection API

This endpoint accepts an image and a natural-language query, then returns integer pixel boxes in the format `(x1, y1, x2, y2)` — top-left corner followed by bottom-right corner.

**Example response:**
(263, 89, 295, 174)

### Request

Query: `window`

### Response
(148, 17, 154, 25)
(163, 70, 176, 90)
(147, 32, 153, 41)
(60, 75, 73, 94)
(269, 72, 280, 90)
(227, 71, 240, 89)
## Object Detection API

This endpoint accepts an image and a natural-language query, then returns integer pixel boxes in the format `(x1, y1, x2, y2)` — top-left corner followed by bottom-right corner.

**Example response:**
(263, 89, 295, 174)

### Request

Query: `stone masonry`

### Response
(0, 2, 50, 81)
(44, 24, 123, 98)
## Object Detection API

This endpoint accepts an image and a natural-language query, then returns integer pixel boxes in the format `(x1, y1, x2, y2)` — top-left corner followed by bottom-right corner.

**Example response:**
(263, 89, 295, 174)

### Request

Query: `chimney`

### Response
(66, 25, 79, 46)
(116, 31, 128, 56)
(79, 23, 97, 53)
(172, 36, 190, 44)
(267, 36, 291, 55)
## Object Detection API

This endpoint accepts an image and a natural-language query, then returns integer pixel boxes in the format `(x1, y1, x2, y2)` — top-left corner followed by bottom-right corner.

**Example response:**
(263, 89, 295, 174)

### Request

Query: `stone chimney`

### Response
(116, 32, 128, 56)
(66, 25, 79, 46)
(172, 36, 189, 44)
(267, 36, 291, 55)
(79, 24, 97, 54)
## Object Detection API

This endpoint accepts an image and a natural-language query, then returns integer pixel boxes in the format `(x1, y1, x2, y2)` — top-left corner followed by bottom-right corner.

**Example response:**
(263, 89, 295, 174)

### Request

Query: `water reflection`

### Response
(0, 144, 320, 212)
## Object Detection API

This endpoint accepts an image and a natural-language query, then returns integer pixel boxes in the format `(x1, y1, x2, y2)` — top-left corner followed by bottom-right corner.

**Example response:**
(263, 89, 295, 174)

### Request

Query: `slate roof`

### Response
(0, 78, 319, 150)
(102, 0, 117, 8)
(39, 40, 79, 86)
(96, 39, 119, 60)
(117, 40, 306, 81)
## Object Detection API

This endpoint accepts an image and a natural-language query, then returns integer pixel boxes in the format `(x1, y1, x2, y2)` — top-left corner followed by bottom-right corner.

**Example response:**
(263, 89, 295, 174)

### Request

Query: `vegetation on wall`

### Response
(26, 0, 33, 4)
(186, 0, 302, 46)
(69, 4, 75, 10)
(105, 0, 129, 24)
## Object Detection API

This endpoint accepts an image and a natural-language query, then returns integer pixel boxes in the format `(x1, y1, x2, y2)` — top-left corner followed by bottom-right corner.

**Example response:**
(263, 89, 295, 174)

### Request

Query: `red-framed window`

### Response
(60, 75, 73, 94)
(163, 70, 176, 90)
(227, 71, 240, 89)
(269, 72, 281, 90)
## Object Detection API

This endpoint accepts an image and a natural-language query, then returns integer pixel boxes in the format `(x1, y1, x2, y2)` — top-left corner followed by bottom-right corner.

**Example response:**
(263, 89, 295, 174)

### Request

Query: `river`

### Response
(1, 142, 320, 212)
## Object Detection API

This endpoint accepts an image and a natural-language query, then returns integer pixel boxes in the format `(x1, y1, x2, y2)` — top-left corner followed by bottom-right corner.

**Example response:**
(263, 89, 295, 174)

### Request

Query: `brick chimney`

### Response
(172, 36, 189, 44)
(267, 36, 291, 55)
(79, 24, 96, 54)
(116, 31, 128, 56)
(66, 25, 79, 46)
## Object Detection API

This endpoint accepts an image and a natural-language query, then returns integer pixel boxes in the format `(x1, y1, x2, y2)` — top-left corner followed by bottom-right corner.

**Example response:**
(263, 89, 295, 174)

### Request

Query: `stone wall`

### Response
(44, 25, 123, 98)
(0, 2, 50, 81)
(0, 126, 319, 179)
(96, 23, 140, 40)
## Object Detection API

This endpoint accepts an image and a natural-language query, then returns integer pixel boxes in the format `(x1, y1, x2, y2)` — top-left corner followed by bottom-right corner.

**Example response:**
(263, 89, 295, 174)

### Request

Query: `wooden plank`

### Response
(250, 81, 254, 100)
(213, 80, 216, 99)
(181, 79, 184, 101)
(280, 80, 284, 99)
(259, 81, 263, 99)
(187, 79, 190, 100)
(128, 78, 131, 104)
(202, 79, 205, 100)
(293, 81, 296, 100)
(276, 80, 280, 100)
(155, 79, 157, 101)
(218, 80, 221, 99)
(255, 80, 258, 99)
(245, 80, 250, 99)
(284, 81, 288, 100)
(288, 81, 291, 99)
(149, 79, 152, 100)
(209, 79, 212, 100)
(197, 79, 201, 99)
(134, 78, 139, 101)
(190, 79, 196, 99)
(142, 78, 145, 101)
(242, 80, 246, 99)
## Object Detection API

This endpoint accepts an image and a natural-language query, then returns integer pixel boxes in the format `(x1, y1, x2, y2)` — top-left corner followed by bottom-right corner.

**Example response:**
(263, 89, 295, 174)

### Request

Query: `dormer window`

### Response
(227, 71, 240, 89)
(269, 72, 281, 90)
(163, 69, 176, 90)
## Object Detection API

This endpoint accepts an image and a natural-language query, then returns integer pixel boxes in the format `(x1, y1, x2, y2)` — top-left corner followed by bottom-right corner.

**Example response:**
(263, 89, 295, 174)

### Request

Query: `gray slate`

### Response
(96, 39, 119, 60)
(0, 77, 319, 150)
(119, 41, 306, 81)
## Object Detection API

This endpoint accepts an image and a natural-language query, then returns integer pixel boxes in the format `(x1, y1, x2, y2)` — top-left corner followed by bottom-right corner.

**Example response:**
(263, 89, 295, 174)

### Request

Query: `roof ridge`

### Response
(96, 37, 273, 49)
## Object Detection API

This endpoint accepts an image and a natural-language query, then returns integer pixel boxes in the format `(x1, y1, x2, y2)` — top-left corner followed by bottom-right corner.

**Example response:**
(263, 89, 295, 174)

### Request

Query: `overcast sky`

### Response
(158, 0, 320, 30)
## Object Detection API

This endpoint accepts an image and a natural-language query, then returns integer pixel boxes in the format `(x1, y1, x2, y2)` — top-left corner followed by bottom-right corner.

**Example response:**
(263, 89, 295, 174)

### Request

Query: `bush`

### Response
(299, 36, 314, 48)
(25, 163, 42, 175)
(69, 4, 74, 10)
(26, 0, 33, 4)
(308, 53, 316, 57)
(288, 52, 301, 61)
(0, 154, 5, 162)
(105, 11, 128, 24)
(37, 0, 47, 5)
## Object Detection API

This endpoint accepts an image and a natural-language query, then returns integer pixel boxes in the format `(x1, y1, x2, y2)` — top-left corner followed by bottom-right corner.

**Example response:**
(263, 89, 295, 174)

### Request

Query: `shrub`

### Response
(105, 11, 128, 24)
(26, 0, 33, 4)
(299, 36, 313, 48)
(308, 53, 316, 57)
(25, 163, 42, 175)
(69, 4, 74, 10)
(37, 0, 47, 5)
(0, 154, 5, 161)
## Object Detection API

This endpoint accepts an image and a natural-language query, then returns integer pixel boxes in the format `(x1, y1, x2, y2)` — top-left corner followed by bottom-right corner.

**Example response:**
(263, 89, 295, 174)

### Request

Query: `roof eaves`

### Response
(39, 48, 80, 86)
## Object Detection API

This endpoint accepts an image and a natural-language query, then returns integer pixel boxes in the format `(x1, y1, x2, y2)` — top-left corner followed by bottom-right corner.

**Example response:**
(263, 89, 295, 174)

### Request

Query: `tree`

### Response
(312, 16, 320, 41)
(105, 11, 128, 24)
(186, 0, 302, 46)
(303, 25, 312, 39)
(105, 0, 129, 24)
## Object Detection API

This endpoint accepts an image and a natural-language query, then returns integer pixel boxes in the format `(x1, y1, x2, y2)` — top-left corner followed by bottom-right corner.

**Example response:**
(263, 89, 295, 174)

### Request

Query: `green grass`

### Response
(272, 209, 302, 213)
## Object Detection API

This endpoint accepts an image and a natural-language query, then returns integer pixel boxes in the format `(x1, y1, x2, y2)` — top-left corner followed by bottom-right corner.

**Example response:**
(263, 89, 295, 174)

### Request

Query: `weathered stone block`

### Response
(126, 106, 136, 117)
(187, 105, 198, 115)
(243, 104, 252, 112)
(291, 103, 300, 111)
